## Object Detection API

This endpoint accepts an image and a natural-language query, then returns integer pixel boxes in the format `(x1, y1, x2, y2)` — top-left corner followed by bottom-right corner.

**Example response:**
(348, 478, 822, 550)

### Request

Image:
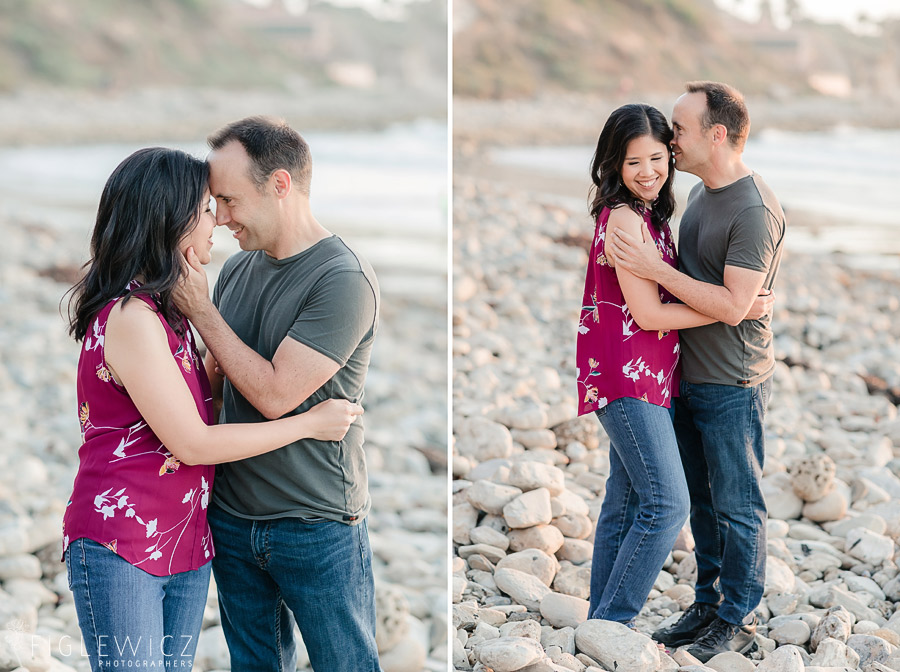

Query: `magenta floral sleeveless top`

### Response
(576, 206, 681, 415)
(62, 282, 215, 575)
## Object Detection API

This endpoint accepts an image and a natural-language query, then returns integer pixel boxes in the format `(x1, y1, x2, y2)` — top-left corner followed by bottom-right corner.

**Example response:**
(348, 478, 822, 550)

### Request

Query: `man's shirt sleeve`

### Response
(725, 205, 782, 274)
(287, 269, 378, 366)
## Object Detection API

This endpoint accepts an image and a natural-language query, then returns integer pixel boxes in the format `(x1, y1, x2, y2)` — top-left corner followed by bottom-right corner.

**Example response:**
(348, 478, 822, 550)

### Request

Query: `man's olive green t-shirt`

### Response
(677, 173, 785, 387)
(211, 235, 379, 524)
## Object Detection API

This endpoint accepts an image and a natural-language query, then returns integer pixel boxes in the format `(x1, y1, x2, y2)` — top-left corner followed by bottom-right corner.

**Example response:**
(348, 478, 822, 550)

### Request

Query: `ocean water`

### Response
(0, 119, 448, 296)
(490, 127, 900, 261)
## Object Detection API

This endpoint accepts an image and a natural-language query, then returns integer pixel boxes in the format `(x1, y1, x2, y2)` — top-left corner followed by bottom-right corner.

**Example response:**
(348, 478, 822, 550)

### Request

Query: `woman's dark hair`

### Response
(67, 147, 209, 342)
(588, 103, 676, 231)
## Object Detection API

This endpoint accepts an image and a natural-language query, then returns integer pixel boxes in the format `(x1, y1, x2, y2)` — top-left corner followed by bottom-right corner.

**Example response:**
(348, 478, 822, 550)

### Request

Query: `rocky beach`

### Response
(451, 154, 900, 671)
(0, 129, 448, 669)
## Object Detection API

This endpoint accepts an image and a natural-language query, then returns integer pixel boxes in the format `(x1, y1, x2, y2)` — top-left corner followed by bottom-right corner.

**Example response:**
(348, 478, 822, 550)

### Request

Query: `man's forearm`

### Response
(190, 303, 282, 415)
(654, 264, 747, 326)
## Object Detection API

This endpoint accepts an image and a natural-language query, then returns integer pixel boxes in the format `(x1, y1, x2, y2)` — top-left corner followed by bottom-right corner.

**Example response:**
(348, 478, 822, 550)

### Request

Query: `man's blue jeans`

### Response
(590, 396, 690, 623)
(207, 502, 381, 672)
(673, 378, 771, 625)
(66, 537, 210, 670)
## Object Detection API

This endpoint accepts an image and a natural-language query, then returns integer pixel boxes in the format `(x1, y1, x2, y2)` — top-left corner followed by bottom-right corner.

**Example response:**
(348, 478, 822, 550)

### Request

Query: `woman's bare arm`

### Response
(103, 299, 361, 466)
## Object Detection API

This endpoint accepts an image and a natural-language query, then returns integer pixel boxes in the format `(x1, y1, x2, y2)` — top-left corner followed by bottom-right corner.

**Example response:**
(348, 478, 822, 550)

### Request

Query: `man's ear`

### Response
(711, 124, 728, 147)
(271, 169, 292, 198)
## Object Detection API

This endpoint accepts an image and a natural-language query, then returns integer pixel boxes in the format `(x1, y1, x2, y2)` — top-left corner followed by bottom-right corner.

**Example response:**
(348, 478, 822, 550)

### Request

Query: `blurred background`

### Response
(453, 0, 900, 256)
(451, 2, 900, 670)
(0, 1, 448, 671)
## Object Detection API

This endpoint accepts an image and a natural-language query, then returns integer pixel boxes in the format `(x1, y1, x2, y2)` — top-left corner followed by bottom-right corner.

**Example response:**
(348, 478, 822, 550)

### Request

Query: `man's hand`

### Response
(174, 247, 212, 320)
(607, 220, 666, 281)
(745, 288, 775, 321)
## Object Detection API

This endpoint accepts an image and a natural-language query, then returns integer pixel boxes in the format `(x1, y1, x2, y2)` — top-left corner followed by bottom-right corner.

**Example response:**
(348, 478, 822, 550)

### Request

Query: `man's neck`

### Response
(700, 157, 752, 190)
(265, 211, 331, 260)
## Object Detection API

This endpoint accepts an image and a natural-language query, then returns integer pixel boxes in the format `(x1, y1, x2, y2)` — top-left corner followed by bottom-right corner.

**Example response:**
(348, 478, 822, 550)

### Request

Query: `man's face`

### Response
(671, 92, 713, 176)
(208, 141, 277, 253)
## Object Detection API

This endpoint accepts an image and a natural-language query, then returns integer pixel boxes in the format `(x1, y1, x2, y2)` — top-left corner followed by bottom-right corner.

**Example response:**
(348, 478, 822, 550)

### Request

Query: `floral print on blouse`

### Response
(62, 282, 215, 575)
(576, 206, 681, 416)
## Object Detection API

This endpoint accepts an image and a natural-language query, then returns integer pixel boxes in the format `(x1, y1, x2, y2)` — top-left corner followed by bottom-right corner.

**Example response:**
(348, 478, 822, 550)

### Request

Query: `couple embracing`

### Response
(576, 81, 785, 662)
(63, 117, 382, 671)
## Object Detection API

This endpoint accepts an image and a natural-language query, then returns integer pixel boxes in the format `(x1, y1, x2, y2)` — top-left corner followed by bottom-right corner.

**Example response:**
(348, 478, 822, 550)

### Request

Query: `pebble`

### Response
(771, 619, 813, 646)
(456, 417, 515, 462)
(811, 607, 856, 649)
(504, 489, 554, 529)
(573, 620, 659, 672)
(706, 651, 757, 671)
(767, 556, 799, 595)
(509, 462, 566, 497)
(468, 481, 525, 516)
(552, 514, 593, 540)
(500, 619, 542, 640)
(475, 636, 545, 672)
(791, 454, 838, 502)
(803, 490, 849, 523)
(757, 644, 807, 671)
(830, 515, 888, 538)
(381, 630, 428, 672)
(555, 539, 592, 564)
(846, 634, 895, 667)
(542, 626, 576, 655)
(539, 593, 589, 629)
(507, 525, 565, 555)
(0, 554, 42, 580)
(552, 564, 590, 600)
(846, 529, 895, 566)
(494, 568, 553, 611)
(809, 636, 861, 667)
(471, 526, 512, 551)
(495, 549, 560, 587)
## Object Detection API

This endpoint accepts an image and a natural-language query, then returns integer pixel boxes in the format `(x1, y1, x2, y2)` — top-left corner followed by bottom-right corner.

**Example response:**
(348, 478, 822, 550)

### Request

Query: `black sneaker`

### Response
(652, 602, 718, 647)
(685, 616, 757, 662)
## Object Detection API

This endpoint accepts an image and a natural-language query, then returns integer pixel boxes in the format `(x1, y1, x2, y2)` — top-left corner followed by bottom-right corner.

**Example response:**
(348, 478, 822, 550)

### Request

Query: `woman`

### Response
(63, 147, 361, 670)
(576, 104, 766, 626)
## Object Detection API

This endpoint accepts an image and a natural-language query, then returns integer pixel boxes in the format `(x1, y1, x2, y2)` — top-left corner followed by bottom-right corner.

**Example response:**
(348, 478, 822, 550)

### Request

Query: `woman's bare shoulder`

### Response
(607, 205, 644, 234)
(106, 296, 161, 337)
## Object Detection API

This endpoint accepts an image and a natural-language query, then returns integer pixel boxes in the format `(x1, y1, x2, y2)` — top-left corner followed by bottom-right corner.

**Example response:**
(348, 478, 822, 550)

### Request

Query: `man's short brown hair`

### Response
(685, 81, 750, 150)
(208, 116, 312, 196)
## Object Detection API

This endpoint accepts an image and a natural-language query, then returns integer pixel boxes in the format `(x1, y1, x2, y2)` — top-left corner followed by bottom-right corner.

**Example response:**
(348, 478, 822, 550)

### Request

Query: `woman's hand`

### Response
(745, 288, 775, 320)
(304, 399, 364, 441)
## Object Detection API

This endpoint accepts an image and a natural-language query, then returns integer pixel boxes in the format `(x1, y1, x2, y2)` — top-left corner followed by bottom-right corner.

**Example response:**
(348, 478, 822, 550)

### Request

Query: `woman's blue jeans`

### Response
(590, 396, 690, 623)
(66, 537, 210, 671)
(207, 502, 381, 672)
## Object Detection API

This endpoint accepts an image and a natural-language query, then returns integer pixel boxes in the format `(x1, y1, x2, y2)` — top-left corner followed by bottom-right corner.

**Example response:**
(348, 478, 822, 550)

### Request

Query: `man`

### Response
(175, 116, 381, 672)
(608, 82, 785, 662)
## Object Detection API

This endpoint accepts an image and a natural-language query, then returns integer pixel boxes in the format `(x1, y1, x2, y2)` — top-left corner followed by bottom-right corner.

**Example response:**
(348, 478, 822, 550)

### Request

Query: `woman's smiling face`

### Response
(620, 134, 669, 207)
(179, 190, 216, 265)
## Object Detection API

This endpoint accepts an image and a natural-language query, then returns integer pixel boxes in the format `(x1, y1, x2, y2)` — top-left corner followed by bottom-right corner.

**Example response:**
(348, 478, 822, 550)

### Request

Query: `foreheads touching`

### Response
(683, 80, 750, 150)
(207, 116, 313, 197)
